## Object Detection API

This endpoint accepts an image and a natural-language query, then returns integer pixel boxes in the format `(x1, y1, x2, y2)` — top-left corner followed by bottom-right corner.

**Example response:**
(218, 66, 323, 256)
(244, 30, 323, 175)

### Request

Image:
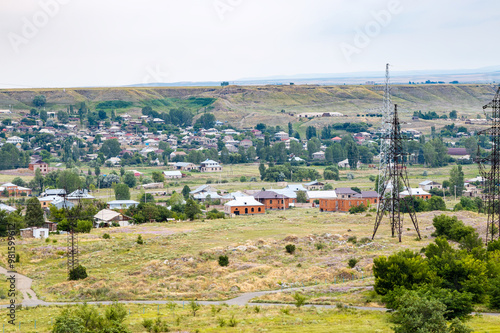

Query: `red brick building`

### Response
(253, 191, 295, 209)
(319, 189, 378, 212)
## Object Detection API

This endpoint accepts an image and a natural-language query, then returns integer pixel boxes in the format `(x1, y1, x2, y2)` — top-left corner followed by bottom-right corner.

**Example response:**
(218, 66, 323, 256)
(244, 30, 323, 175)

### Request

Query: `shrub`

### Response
(293, 292, 307, 308)
(490, 278, 500, 309)
(228, 315, 238, 327)
(348, 258, 359, 268)
(432, 215, 476, 242)
(373, 250, 429, 295)
(190, 300, 200, 317)
(137, 235, 144, 245)
(349, 203, 367, 214)
(102, 233, 110, 239)
(487, 239, 500, 252)
(45, 238, 50, 243)
(347, 236, 357, 244)
(285, 244, 296, 254)
(15, 253, 20, 263)
(240, 176, 247, 182)
(69, 265, 88, 281)
(218, 255, 229, 267)
(389, 289, 449, 333)
(315, 243, 326, 250)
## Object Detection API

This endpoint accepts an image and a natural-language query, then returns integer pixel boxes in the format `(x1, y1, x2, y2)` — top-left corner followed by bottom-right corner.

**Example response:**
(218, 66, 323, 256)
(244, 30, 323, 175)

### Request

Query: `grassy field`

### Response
(0, 302, 499, 333)
(0, 208, 488, 305)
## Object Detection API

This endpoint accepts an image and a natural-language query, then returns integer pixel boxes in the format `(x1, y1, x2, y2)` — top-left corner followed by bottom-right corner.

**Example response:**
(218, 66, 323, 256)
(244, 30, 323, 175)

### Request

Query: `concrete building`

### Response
(20, 227, 49, 239)
(200, 159, 222, 172)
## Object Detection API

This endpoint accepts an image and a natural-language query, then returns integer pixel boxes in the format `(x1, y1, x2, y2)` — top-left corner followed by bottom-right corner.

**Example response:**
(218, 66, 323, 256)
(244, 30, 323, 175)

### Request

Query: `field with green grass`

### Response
(0, 302, 495, 333)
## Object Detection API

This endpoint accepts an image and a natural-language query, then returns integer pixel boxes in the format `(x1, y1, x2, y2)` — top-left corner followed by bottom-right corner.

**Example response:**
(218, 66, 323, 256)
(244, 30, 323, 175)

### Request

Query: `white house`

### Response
(94, 209, 131, 228)
(163, 170, 182, 179)
(6, 136, 24, 144)
(107, 200, 139, 210)
(20, 227, 49, 239)
(419, 180, 442, 191)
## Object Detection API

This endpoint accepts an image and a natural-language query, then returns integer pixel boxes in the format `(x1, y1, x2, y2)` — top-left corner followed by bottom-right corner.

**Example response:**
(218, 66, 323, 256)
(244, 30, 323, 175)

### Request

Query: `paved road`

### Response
(0, 268, 498, 317)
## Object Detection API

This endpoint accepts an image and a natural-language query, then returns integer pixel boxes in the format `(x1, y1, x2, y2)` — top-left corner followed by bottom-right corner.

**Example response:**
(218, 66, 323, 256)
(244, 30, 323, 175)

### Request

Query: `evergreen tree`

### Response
(25, 197, 44, 227)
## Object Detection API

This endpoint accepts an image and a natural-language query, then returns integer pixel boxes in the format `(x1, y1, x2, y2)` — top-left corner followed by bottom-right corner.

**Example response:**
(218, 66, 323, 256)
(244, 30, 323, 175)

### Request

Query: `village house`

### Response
(419, 180, 442, 191)
(319, 190, 378, 212)
(20, 227, 49, 239)
(305, 180, 325, 190)
(200, 159, 222, 172)
(0, 183, 32, 196)
(400, 188, 431, 200)
(163, 170, 183, 179)
(29, 160, 49, 174)
(94, 209, 132, 228)
(174, 162, 197, 171)
(274, 131, 289, 141)
(224, 196, 265, 216)
(253, 190, 295, 209)
(312, 151, 326, 160)
(306, 190, 337, 204)
(107, 200, 139, 210)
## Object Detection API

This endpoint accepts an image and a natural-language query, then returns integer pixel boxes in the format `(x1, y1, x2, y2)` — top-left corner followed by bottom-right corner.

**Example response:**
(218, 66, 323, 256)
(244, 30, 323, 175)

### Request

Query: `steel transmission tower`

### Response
(477, 87, 500, 244)
(377, 64, 393, 203)
(66, 190, 79, 274)
(373, 104, 421, 242)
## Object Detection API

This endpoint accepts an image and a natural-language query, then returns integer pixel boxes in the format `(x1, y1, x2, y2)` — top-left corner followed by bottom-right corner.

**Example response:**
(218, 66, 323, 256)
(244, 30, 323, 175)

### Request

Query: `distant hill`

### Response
(0, 84, 497, 131)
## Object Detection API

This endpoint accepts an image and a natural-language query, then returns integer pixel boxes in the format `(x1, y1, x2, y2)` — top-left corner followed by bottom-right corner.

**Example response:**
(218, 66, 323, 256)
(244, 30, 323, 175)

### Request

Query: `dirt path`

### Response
(0, 266, 48, 306)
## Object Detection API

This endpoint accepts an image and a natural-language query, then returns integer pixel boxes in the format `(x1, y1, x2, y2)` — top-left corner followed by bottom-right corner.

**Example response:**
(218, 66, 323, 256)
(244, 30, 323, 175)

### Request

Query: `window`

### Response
(251, 208, 254, 212)
(258, 208, 261, 212)
(270, 200, 272, 204)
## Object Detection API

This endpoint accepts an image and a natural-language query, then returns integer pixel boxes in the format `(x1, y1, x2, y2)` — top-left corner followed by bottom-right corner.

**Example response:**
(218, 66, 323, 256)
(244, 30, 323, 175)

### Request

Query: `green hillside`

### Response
(0, 84, 496, 132)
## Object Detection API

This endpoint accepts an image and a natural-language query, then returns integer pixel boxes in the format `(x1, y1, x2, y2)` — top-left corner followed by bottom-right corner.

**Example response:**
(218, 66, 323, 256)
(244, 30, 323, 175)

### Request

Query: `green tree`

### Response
(123, 172, 137, 188)
(40, 109, 48, 122)
(57, 170, 82, 193)
(259, 163, 266, 180)
(151, 171, 164, 183)
(389, 289, 448, 333)
(449, 165, 465, 197)
(450, 110, 458, 119)
(32, 94, 46, 108)
(99, 139, 121, 158)
(25, 197, 44, 227)
(296, 191, 307, 203)
(195, 113, 216, 129)
(114, 183, 131, 200)
(373, 250, 430, 295)
(346, 141, 359, 170)
(182, 185, 191, 199)
(185, 198, 201, 220)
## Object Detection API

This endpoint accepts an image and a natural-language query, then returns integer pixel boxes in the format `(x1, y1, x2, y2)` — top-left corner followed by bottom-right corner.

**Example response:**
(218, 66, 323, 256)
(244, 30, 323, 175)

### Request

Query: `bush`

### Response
(347, 236, 357, 243)
(349, 203, 367, 214)
(137, 235, 144, 245)
(490, 278, 500, 309)
(218, 255, 229, 267)
(487, 240, 500, 252)
(293, 292, 307, 308)
(432, 214, 476, 242)
(69, 265, 88, 281)
(315, 243, 326, 250)
(285, 244, 296, 254)
(15, 253, 20, 263)
(389, 289, 449, 333)
(240, 176, 247, 182)
(348, 258, 359, 268)
(102, 233, 110, 239)
(373, 250, 429, 295)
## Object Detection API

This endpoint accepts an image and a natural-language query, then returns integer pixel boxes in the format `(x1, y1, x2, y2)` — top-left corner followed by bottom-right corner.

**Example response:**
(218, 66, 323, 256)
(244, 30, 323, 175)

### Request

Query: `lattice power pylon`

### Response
(477, 87, 500, 244)
(373, 104, 421, 242)
(377, 64, 393, 204)
(65, 190, 79, 274)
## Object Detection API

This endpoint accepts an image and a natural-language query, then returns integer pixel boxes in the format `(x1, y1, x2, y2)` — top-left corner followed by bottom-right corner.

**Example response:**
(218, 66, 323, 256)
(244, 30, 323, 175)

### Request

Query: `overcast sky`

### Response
(0, 0, 499, 88)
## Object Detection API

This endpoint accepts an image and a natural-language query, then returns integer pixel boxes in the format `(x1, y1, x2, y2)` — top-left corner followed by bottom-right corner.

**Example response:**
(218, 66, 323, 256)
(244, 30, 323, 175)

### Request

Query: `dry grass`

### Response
(0, 208, 487, 304)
